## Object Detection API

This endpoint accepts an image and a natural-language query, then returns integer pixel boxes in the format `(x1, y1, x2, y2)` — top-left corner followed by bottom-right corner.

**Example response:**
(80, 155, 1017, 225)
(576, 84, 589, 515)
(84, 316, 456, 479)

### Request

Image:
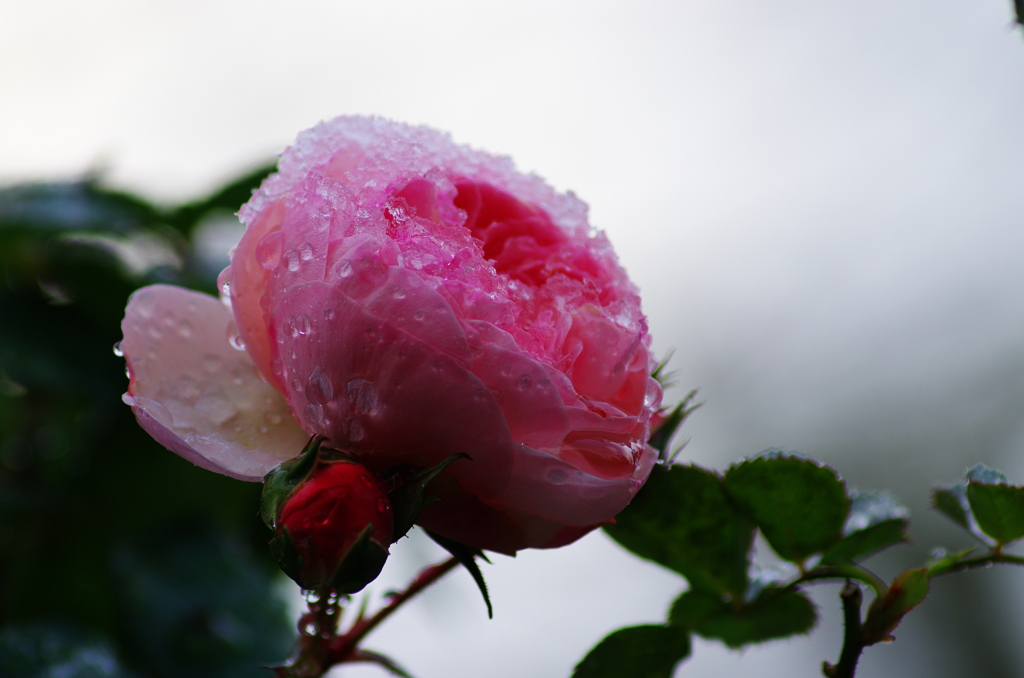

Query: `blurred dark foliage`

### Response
(0, 165, 298, 677)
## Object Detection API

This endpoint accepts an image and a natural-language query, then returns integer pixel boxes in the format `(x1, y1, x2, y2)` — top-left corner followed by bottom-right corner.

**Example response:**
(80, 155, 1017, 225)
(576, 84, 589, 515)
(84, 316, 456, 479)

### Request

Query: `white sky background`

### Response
(3, 0, 1024, 676)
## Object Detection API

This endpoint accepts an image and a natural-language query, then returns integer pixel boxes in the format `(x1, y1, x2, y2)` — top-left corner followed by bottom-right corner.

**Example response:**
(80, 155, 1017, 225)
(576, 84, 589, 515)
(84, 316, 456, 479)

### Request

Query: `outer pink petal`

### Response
(121, 285, 308, 481)
(267, 279, 515, 499)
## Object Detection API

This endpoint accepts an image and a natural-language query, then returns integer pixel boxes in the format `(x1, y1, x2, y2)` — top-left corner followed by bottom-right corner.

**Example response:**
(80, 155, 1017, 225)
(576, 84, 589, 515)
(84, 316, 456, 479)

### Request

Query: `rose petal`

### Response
(121, 285, 308, 481)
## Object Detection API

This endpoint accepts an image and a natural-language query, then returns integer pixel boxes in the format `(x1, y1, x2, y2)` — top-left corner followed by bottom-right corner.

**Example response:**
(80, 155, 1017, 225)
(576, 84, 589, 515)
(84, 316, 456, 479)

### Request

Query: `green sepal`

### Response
(647, 390, 700, 461)
(821, 491, 910, 564)
(261, 436, 324, 531)
(388, 453, 469, 543)
(572, 625, 691, 678)
(268, 527, 305, 586)
(723, 453, 849, 565)
(861, 568, 929, 644)
(326, 525, 390, 594)
(271, 523, 389, 594)
(668, 586, 817, 648)
(425, 529, 493, 619)
(925, 547, 977, 576)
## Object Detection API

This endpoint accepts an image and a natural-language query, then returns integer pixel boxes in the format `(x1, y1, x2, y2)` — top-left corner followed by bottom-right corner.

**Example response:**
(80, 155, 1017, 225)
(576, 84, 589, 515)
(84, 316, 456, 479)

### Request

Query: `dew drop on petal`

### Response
(177, 320, 193, 338)
(304, 402, 324, 424)
(265, 412, 283, 425)
(324, 308, 336, 320)
(336, 259, 353, 278)
(256, 230, 284, 270)
(547, 468, 569, 485)
(299, 243, 314, 261)
(346, 418, 366, 442)
(296, 314, 312, 336)
(393, 287, 406, 299)
(518, 374, 532, 390)
(217, 267, 232, 298)
(272, 360, 284, 376)
(285, 249, 301, 272)
(121, 393, 136, 406)
(229, 334, 246, 350)
(203, 355, 223, 373)
(307, 368, 334, 405)
(112, 342, 123, 357)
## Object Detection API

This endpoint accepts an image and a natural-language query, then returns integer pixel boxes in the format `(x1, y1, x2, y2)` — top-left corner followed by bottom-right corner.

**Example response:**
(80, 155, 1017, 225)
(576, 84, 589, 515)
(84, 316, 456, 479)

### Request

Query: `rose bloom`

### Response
(120, 116, 661, 554)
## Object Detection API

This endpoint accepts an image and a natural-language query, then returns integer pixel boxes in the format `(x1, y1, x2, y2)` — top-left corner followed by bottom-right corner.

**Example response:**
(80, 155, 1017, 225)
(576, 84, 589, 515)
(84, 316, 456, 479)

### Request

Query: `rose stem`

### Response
(327, 556, 460, 664)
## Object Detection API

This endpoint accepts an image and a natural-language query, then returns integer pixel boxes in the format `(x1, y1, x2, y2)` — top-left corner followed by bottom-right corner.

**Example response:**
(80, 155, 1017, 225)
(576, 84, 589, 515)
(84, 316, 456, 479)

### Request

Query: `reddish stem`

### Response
(327, 556, 460, 665)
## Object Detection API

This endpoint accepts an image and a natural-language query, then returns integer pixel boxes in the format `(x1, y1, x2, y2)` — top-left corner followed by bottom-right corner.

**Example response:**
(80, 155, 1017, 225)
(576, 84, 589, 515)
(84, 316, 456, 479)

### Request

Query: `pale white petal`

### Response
(121, 284, 308, 481)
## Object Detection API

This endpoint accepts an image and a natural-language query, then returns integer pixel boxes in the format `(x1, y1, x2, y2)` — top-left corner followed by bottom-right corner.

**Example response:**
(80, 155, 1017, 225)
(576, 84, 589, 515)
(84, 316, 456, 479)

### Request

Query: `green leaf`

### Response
(932, 483, 972, 531)
(822, 492, 909, 564)
(862, 568, 929, 644)
(669, 586, 817, 648)
(164, 163, 276, 236)
(425, 530, 493, 619)
(967, 481, 1024, 545)
(723, 453, 849, 564)
(572, 625, 691, 678)
(604, 464, 754, 598)
(0, 622, 139, 678)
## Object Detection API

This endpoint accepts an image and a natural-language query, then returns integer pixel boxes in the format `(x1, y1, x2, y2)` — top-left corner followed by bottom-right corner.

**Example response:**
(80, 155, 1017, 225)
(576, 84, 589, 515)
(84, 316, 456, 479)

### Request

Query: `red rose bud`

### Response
(270, 459, 393, 592)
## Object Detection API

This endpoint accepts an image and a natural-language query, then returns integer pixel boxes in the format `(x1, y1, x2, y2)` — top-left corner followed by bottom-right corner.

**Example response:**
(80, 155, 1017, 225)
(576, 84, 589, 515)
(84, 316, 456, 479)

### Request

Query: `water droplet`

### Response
(296, 314, 311, 336)
(217, 267, 232, 298)
(121, 393, 136, 406)
(393, 287, 406, 299)
(299, 242, 314, 261)
(345, 379, 376, 414)
(291, 378, 303, 393)
(229, 334, 246, 350)
(265, 412, 283, 425)
(203, 355, 223, 373)
(284, 317, 299, 338)
(256, 230, 284, 269)
(285, 249, 300, 272)
(272, 360, 284, 376)
(346, 418, 366, 442)
(336, 259, 353, 278)
(124, 367, 132, 379)
(112, 342, 124, 357)
(259, 294, 271, 311)
(177, 320, 193, 338)
(307, 368, 334, 405)
(148, 324, 163, 340)
(518, 374, 532, 390)
(304, 402, 324, 424)
(413, 309, 425, 322)
(547, 468, 569, 485)
(474, 389, 486, 402)
(500, 363, 511, 377)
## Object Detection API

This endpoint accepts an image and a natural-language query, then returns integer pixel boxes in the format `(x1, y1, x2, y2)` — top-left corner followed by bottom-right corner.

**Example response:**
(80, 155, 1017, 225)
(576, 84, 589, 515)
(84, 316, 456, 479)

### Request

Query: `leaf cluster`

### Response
(576, 452, 1024, 678)
(575, 454, 915, 677)
(0, 169, 294, 678)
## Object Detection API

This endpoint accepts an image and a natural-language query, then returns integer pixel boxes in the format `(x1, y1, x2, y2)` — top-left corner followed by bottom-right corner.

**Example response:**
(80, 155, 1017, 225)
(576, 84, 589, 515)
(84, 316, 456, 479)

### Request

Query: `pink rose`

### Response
(120, 116, 660, 554)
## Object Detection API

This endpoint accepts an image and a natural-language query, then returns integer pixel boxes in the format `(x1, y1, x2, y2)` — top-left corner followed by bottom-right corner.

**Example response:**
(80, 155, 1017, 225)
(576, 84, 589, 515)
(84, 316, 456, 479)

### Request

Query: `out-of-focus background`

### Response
(2, 1, 1023, 676)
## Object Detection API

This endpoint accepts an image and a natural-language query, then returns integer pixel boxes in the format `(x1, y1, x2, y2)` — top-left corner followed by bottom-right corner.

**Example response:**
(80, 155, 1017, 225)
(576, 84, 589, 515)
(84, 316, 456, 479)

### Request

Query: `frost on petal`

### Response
(121, 285, 308, 481)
